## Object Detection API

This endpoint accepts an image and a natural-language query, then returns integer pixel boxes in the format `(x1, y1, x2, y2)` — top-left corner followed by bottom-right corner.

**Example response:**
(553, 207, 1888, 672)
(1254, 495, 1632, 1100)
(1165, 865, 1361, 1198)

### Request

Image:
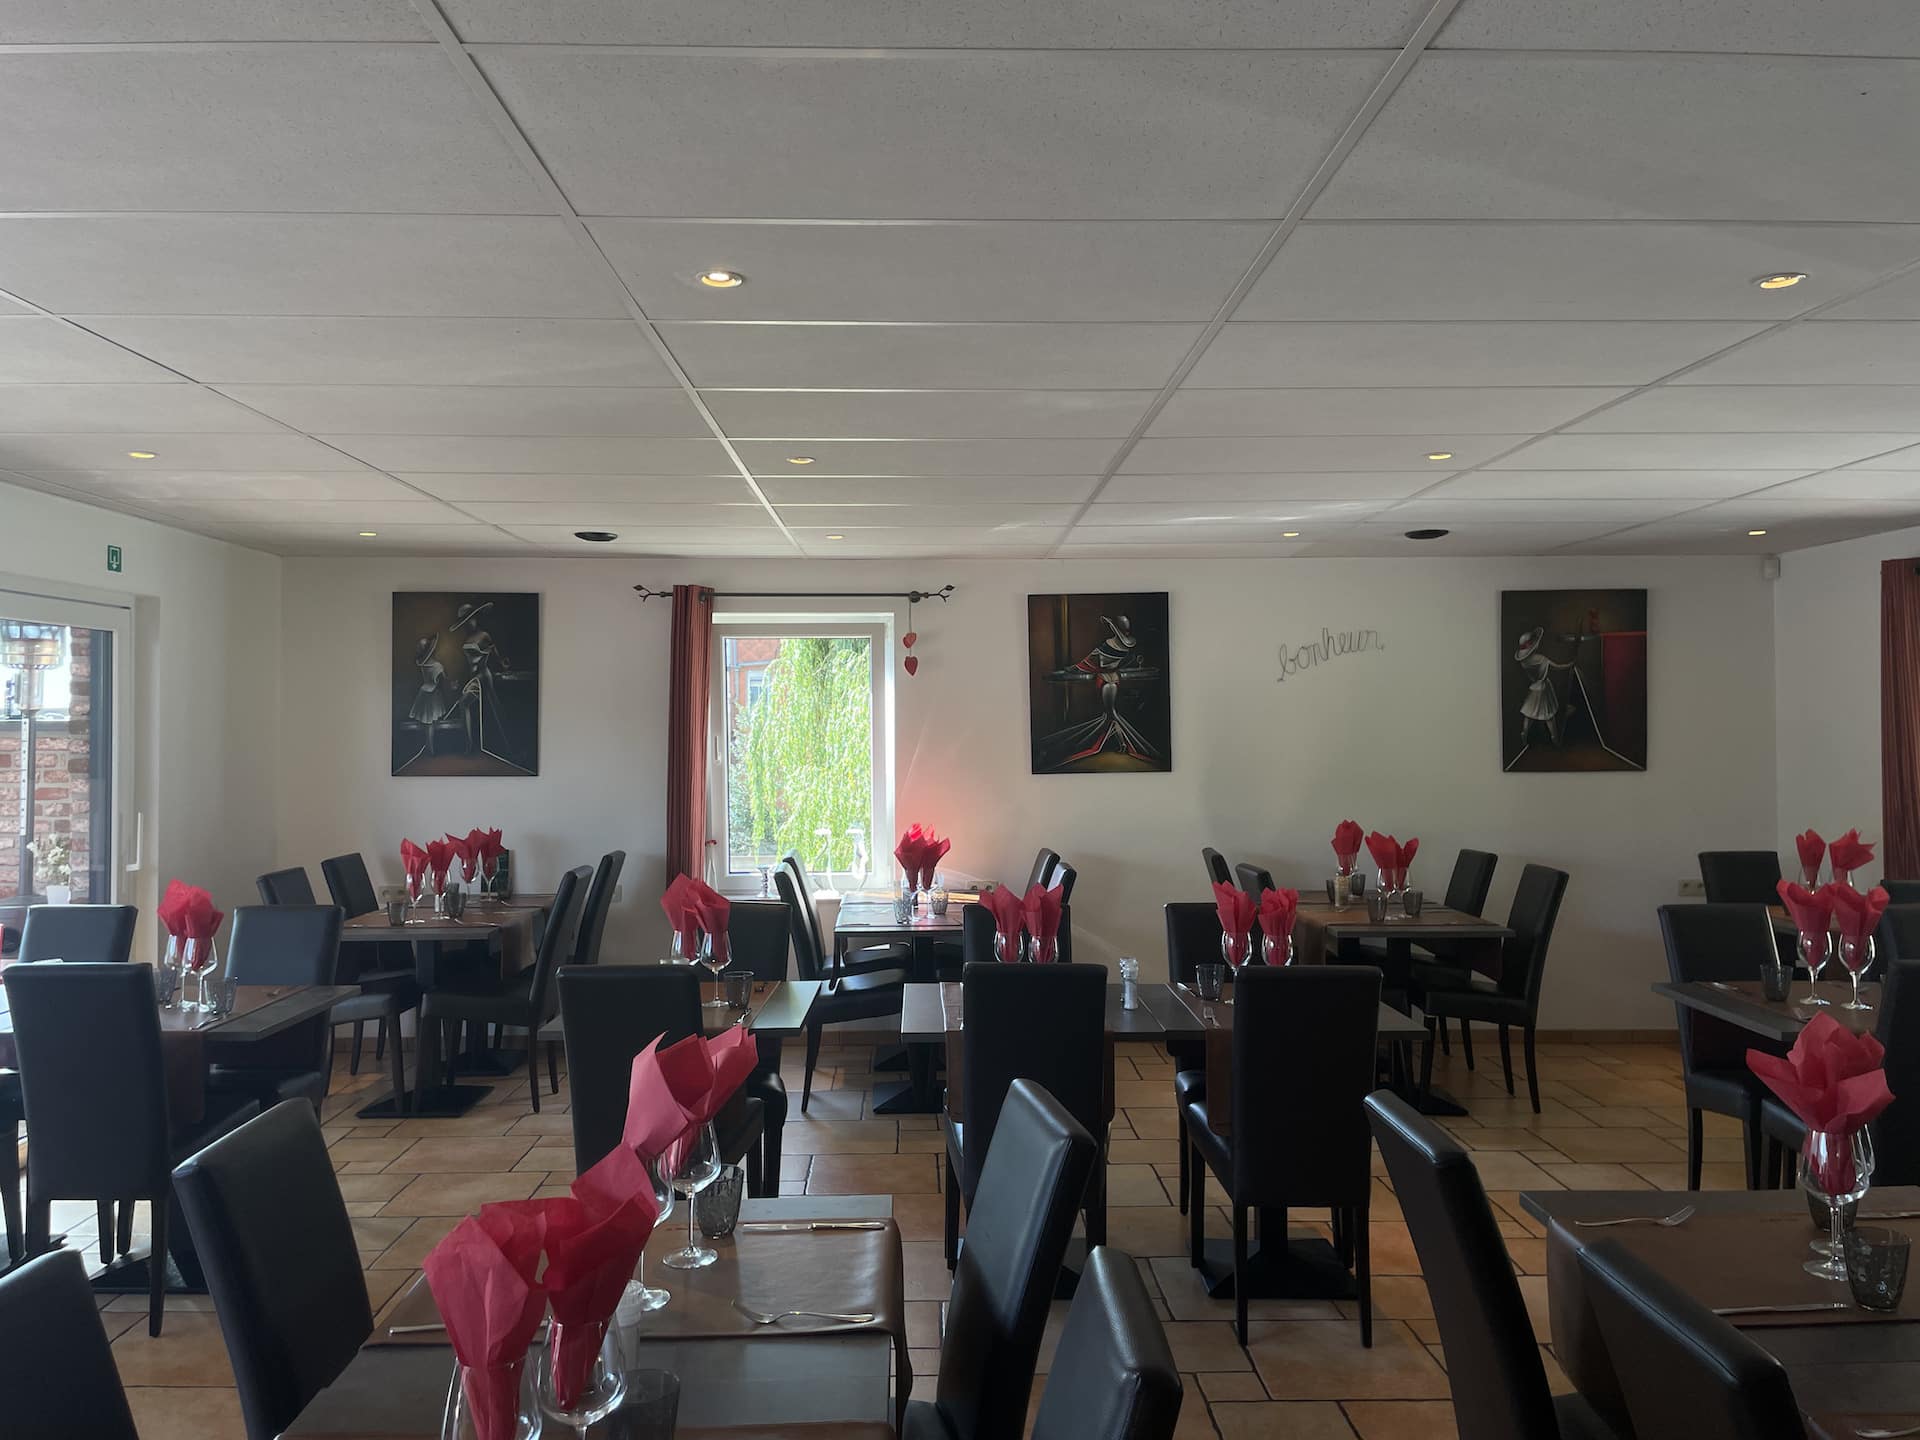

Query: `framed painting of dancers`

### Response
(1500, 588, 1647, 773)
(1027, 591, 1171, 775)
(391, 591, 541, 777)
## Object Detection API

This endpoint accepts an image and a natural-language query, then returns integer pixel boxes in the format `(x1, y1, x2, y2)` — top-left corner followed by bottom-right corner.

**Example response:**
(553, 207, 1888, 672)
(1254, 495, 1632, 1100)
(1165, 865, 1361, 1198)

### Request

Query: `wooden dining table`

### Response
(1653, 978, 1883, 1045)
(538, 975, 824, 1049)
(1522, 1186, 1920, 1438)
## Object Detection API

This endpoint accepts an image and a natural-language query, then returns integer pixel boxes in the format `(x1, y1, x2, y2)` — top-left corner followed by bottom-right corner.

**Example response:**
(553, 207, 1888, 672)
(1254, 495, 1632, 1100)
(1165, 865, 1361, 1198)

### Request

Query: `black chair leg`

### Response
(386, 1005, 410, 1115)
(116, 1198, 134, 1257)
(527, 1031, 542, 1115)
(762, 1122, 783, 1204)
(943, 1150, 961, 1271)
(0, 1128, 19, 1262)
(25, 1198, 49, 1259)
(1743, 1117, 1763, 1191)
(147, 1199, 168, 1336)
(349, 1020, 365, 1075)
(1187, 1146, 1206, 1267)
(1231, 1202, 1249, 1346)
(1498, 1025, 1516, 1097)
(744, 1139, 764, 1198)
(97, 1201, 114, 1268)
(1687, 1108, 1704, 1190)
(547, 1040, 561, 1095)
(1459, 1020, 1474, 1071)
(801, 1023, 823, 1114)
(1438, 1023, 1450, 1057)
(1419, 1017, 1438, 1098)
(1522, 1026, 1540, 1114)
(1356, 1204, 1373, 1348)
(375, 1018, 388, 1062)
(1085, 1141, 1108, 1248)
(1176, 1110, 1189, 1216)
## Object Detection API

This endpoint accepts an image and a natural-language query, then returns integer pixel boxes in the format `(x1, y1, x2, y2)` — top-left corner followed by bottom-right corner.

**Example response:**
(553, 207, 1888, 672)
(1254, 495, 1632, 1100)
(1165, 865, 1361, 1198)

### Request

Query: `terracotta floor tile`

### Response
(125, 1384, 247, 1440)
(378, 1171, 544, 1216)
(1198, 1371, 1270, 1403)
(1246, 1320, 1450, 1400)
(805, 1152, 938, 1195)
(1343, 1399, 1460, 1438)
(369, 1215, 461, 1270)
(1536, 1127, 1685, 1164)
(779, 1119, 901, 1155)
(387, 1136, 539, 1173)
(1212, 1400, 1359, 1437)
(111, 1312, 242, 1386)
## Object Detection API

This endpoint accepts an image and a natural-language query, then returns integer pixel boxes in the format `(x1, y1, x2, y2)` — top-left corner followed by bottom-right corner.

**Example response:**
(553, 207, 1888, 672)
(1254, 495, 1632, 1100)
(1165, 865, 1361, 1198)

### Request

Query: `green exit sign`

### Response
(106, 545, 122, 573)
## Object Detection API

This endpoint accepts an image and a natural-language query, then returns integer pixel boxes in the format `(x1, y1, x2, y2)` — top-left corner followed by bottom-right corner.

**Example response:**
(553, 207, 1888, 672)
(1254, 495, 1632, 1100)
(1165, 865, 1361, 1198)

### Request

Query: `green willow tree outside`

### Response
(728, 637, 874, 875)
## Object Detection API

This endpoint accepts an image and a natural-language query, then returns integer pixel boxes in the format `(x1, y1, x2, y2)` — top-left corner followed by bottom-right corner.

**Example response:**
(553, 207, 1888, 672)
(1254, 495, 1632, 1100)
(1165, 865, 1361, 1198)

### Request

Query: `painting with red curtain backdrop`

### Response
(1500, 589, 1647, 773)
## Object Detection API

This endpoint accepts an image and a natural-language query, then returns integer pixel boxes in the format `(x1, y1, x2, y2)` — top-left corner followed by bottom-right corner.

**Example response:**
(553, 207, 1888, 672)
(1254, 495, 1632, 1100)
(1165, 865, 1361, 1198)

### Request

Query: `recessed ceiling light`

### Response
(574, 530, 619, 543)
(126, 450, 156, 460)
(825, 533, 845, 540)
(357, 530, 378, 538)
(1404, 528, 1451, 541)
(1748, 529, 1769, 537)
(1754, 272, 1807, 290)
(698, 269, 745, 289)
(786, 455, 815, 465)
(1282, 531, 1301, 538)
(1425, 451, 1454, 462)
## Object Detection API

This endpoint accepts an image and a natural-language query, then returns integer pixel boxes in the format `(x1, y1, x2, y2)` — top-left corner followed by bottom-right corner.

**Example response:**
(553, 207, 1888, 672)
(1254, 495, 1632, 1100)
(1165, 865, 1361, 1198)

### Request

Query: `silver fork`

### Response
(732, 1300, 875, 1326)
(1856, 1425, 1920, 1438)
(1572, 1205, 1696, 1229)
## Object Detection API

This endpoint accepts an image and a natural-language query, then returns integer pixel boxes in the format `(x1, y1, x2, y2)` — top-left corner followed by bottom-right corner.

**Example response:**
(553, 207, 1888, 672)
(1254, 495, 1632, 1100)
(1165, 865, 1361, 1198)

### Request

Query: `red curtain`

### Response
(1882, 560, 1920, 879)
(666, 584, 713, 881)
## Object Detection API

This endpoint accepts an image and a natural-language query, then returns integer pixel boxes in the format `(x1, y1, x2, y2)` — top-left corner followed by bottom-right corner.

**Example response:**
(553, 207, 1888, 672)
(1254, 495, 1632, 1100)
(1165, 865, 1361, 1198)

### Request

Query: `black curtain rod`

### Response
(633, 583, 955, 604)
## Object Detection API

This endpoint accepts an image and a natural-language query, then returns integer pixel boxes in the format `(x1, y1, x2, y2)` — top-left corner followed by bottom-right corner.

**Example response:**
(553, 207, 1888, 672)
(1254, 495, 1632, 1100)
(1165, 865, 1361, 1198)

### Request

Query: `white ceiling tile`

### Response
(2, 1, 426, 41)
(1488, 432, 1920, 470)
(1148, 386, 1625, 436)
(478, 50, 1392, 219)
(0, 432, 366, 472)
(0, 318, 179, 383)
(592, 220, 1266, 321)
(1055, 541, 1318, 557)
(661, 323, 1202, 389)
(797, 540, 1054, 558)
(1189, 322, 1764, 387)
(1314, 55, 1920, 220)
(78, 318, 678, 387)
(0, 217, 620, 318)
(397, 473, 752, 503)
(1065, 521, 1357, 544)
(458, 502, 774, 528)
(702, 389, 1157, 439)
(1239, 222, 1920, 320)
(1353, 520, 1634, 546)
(446, 0, 1428, 46)
(1368, 496, 1697, 523)
(1845, 444, 1920, 469)
(789, 525, 1067, 546)
(1660, 496, 1920, 523)
(1437, 0, 1920, 56)
(1433, 469, 1809, 499)
(1083, 499, 1382, 525)
(1825, 268, 1920, 320)
(157, 498, 477, 524)
(1679, 323, 1920, 385)
(491, 523, 796, 550)
(196, 524, 532, 556)
(321, 435, 731, 475)
(0, 384, 278, 434)
(1558, 523, 1885, 554)
(1121, 434, 1526, 473)
(217, 386, 705, 437)
(757, 475, 1099, 504)
(1097, 472, 1434, 501)
(1568, 385, 1920, 433)
(11, 469, 422, 502)
(1747, 471, 1920, 501)
(735, 438, 1117, 476)
(0, 48, 544, 213)
(776, 503, 1078, 529)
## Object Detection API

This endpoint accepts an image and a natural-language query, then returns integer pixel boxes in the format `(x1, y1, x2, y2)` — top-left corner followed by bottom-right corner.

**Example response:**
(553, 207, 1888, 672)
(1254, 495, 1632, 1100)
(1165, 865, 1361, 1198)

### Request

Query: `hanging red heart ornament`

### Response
(902, 632, 918, 649)
(903, 655, 920, 676)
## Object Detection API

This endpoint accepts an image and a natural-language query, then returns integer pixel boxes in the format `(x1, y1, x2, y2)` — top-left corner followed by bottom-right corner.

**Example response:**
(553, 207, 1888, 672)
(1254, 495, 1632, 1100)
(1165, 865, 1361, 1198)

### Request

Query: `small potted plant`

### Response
(27, 834, 73, 905)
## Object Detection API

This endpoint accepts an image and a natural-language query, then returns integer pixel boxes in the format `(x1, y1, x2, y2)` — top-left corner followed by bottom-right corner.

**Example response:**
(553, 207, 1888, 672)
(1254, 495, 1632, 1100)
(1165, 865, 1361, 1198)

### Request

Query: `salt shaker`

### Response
(1118, 955, 1140, 1010)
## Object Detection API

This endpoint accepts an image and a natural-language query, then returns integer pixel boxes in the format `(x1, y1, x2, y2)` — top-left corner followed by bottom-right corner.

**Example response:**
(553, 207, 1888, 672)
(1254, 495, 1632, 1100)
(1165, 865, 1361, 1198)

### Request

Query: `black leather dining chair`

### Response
(958, 899, 1075, 966)
(419, 866, 586, 1114)
(313, 852, 426, 1080)
(1577, 1240, 1805, 1440)
(1026, 847, 1063, 892)
(1234, 862, 1274, 904)
(16, 901, 137, 963)
(1365, 1091, 1619, 1440)
(723, 899, 792, 1193)
(774, 861, 907, 1112)
(1876, 902, 1920, 962)
(205, 904, 343, 1117)
(1657, 903, 1777, 1188)
(1415, 864, 1571, 1114)
(1049, 858, 1078, 903)
(571, 850, 625, 966)
(554, 964, 766, 1194)
(1393, 848, 1498, 1060)
(1697, 850, 1785, 904)
(173, 1102, 373, 1440)
(255, 866, 316, 905)
(905, 1079, 1097, 1440)
(1187, 965, 1380, 1346)
(1884, 879, 1920, 906)
(1029, 1245, 1183, 1440)
(0, 1248, 140, 1440)
(1164, 901, 1221, 1217)
(5, 961, 260, 1334)
(1200, 846, 1232, 889)
(944, 961, 1107, 1269)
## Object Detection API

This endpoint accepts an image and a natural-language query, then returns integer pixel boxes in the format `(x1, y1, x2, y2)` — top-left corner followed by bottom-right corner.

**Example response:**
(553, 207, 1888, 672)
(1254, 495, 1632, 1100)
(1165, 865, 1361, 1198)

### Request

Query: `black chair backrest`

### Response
(1200, 847, 1231, 888)
(319, 852, 380, 918)
(957, 961, 1106, 1201)
(960, 900, 1075, 965)
(1026, 848, 1062, 892)
(1874, 959, 1920, 1185)
(1234, 862, 1274, 905)
(1443, 849, 1499, 915)
(1030, 1245, 1183, 1440)
(225, 905, 343, 987)
(4, 962, 169, 1196)
(936, 1079, 1098, 1440)
(1500, 864, 1570, 1008)
(557, 964, 703, 1173)
(173, 1101, 373, 1440)
(572, 850, 626, 966)
(726, 900, 790, 980)
(773, 863, 827, 982)
(17, 902, 138, 964)
(1877, 903, 1920, 964)
(1657, 903, 1778, 1073)
(1697, 850, 1784, 905)
(523, 867, 587, 1017)
(0, 1249, 139, 1439)
(1884, 880, 1920, 906)
(1577, 1240, 1806, 1440)
(255, 867, 318, 906)
(1165, 902, 1222, 987)
(1049, 860, 1077, 903)
(1232, 966, 1378, 1204)
(1365, 1090, 1557, 1440)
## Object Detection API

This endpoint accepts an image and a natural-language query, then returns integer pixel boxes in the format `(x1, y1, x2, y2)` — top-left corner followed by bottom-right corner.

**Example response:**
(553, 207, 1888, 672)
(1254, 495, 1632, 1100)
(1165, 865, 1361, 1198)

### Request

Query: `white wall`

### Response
(1773, 524, 1920, 854)
(0, 480, 282, 955)
(276, 551, 1777, 1029)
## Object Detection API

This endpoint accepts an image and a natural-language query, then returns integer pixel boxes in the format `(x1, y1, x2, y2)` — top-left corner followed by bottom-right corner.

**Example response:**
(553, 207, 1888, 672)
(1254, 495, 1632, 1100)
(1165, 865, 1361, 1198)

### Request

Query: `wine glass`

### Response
(1261, 932, 1294, 967)
(1219, 932, 1246, 970)
(183, 939, 220, 1012)
(1797, 931, 1832, 1008)
(406, 870, 424, 912)
(660, 1124, 722, 1270)
(1803, 1128, 1874, 1280)
(700, 932, 730, 1008)
(1839, 933, 1876, 1011)
(441, 1357, 539, 1440)
(626, 1158, 674, 1313)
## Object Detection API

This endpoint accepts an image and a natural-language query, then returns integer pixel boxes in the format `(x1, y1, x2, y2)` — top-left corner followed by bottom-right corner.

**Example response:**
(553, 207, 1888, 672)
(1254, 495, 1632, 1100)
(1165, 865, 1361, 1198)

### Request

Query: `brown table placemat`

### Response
(938, 981, 1117, 1126)
(697, 980, 782, 1037)
(1167, 982, 1235, 1137)
(1293, 902, 1502, 975)
(1699, 979, 1882, 1036)
(1807, 1414, 1920, 1440)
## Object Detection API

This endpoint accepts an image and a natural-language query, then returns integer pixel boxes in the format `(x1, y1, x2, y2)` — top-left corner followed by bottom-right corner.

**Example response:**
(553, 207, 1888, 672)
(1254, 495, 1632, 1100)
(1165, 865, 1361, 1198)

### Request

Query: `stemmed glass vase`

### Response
(627, 1159, 674, 1312)
(1798, 931, 1832, 1008)
(1803, 1127, 1874, 1281)
(661, 1123, 722, 1270)
(183, 938, 220, 1012)
(535, 1323, 625, 1437)
(442, 1359, 540, 1440)
(701, 933, 730, 1007)
(993, 931, 1030, 964)
(1838, 934, 1876, 1011)
(1261, 933, 1294, 967)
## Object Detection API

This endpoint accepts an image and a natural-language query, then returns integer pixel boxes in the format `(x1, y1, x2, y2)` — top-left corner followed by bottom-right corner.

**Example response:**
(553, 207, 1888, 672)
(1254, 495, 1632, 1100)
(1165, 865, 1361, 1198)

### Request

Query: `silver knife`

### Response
(1711, 1301, 1851, 1317)
(737, 1221, 886, 1233)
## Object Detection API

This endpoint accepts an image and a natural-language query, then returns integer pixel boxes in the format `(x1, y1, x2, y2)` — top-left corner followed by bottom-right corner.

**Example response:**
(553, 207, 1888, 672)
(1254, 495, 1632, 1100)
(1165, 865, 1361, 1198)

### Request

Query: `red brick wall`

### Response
(0, 628, 92, 903)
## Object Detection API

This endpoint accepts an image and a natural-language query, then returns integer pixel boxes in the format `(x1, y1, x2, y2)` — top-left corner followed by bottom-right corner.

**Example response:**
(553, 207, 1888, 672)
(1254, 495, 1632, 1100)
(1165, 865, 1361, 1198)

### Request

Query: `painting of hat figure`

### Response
(391, 591, 540, 776)
(1500, 589, 1647, 773)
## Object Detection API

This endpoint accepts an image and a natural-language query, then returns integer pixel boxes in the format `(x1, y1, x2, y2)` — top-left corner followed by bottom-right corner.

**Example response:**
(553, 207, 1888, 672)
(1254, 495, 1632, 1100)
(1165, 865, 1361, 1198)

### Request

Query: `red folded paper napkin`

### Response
(1747, 1013, 1894, 1193)
(1397, 837, 1419, 888)
(1829, 828, 1876, 877)
(423, 1204, 549, 1440)
(1212, 880, 1255, 968)
(661, 874, 701, 959)
(157, 880, 223, 950)
(894, 825, 951, 890)
(156, 878, 192, 939)
(1364, 831, 1399, 885)
(1331, 819, 1363, 875)
(1022, 882, 1063, 963)
(425, 837, 457, 891)
(479, 827, 505, 868)
(400, 838, 428, 892)
(1794, 828, 1826, 882)
(1257, 887, 1299, 963)
(539, 1161, 660, 1411)
(690, 877, 731, 966)
(979, 885, 1026, 959)
(449, 830, 480, 884)
(1775, 880, 1833, 955)
(1829, 881, 1890, 950)
(620, 1027, 760, 1163)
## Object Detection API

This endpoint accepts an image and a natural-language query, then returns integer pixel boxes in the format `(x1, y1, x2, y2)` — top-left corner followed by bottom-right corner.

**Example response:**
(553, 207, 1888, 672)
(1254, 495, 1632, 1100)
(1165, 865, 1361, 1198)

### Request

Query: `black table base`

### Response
(870, 1043, 944, 1115)
(88, 1247, 204, 1296)
(356, 1082, 490, 1120)
(1194, 1231, 1357, 1302)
